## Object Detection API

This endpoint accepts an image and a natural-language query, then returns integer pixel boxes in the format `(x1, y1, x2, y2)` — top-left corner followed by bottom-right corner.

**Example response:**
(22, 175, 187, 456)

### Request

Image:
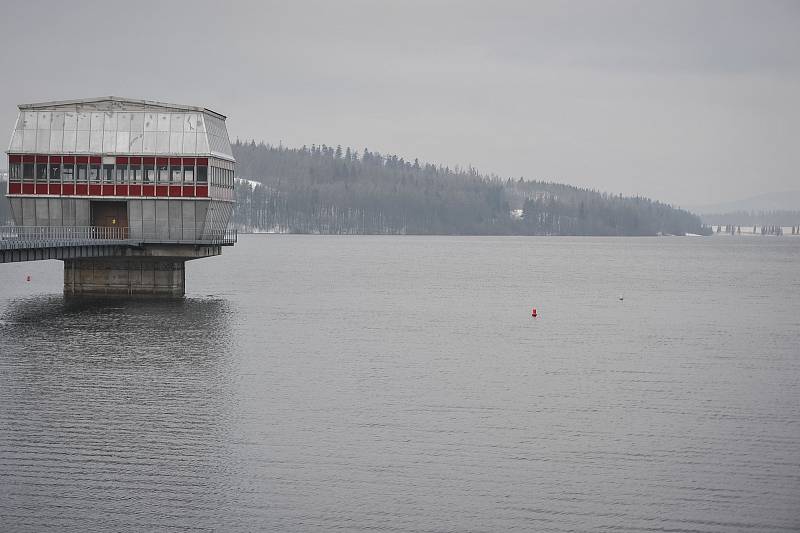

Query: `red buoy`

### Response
(531, 307, 537, 318)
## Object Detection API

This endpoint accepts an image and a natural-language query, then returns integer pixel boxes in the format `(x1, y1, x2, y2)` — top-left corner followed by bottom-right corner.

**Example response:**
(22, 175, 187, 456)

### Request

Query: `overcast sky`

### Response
(1, 0, 798, 206)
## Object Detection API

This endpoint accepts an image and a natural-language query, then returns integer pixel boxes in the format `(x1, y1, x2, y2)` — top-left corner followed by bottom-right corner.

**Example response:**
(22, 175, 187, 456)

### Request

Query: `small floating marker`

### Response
(531, 307, 538, 318)
(618, 295, 624, 301)
(26, 275, 31, 283)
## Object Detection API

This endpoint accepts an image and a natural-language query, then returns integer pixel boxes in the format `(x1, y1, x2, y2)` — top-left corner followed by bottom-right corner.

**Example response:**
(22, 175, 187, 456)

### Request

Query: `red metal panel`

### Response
(183, 157, 196, 166)
(9, 183, 22, 194)
(76, 184, 88, 195)
(130, 156, 142, 165)
(196, 158, 208, 166)
(35, 184, 48, 194)
(156, 157, 168, 165)
(129, 185, 141, 196)
(89, 156, 101, 164)
(182, 186, 195, 197)
(116, 156, 129, 164)
(196, 185, 208, 197)
(22, 184, 35, 194)
(50, 155, 62, 164)
(142, 185, 155, 196)
(101, 185, 113, 196)
(35, 155, 48, 164)
(8, 154, 22, 163)
(115, 185, 129, 196)
(169, 185, 182, 197)
(48, 184, 61, 195)
(89, 184, 102, 195)
(169, 157, 181, 166)
(62, 184, 74, 195)
(63, 155, 75, 164)
(156, 185, 169, 197)
(23, 155, 35, 163)
(143, 157, 155, 165)
(76, 156, 88, 164)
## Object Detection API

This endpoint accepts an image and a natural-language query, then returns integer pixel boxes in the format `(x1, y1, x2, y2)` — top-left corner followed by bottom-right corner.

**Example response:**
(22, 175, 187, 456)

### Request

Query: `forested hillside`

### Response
(231, 141, 709, 236)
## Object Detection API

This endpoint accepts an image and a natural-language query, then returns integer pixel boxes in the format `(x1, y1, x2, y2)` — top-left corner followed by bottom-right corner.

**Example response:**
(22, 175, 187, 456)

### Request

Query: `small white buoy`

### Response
(618, 296, 624, 301)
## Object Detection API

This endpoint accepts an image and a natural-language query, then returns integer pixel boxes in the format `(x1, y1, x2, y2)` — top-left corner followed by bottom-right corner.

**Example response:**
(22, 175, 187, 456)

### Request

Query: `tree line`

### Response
(231, 140, 710, 236)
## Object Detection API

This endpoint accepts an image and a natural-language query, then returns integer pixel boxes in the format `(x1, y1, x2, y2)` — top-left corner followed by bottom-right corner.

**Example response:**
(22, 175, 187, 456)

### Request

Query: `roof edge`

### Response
(18, 96, 227, 120)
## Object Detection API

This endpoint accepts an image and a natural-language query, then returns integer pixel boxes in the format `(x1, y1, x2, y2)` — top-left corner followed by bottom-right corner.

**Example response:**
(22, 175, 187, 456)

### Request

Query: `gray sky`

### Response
(1, 0, 798, 206)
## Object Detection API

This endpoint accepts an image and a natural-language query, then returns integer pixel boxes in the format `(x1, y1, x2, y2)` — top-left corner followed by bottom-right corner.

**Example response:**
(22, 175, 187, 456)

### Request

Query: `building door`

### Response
(90, 201, 128, 236)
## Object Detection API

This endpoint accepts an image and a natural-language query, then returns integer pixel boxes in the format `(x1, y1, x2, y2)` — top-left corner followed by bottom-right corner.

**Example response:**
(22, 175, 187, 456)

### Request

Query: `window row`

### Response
(8, 155, 234, 188)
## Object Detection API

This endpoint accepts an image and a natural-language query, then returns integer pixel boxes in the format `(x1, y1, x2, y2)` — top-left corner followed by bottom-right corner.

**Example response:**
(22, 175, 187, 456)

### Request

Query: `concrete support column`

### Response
(64, 257, 186, 296)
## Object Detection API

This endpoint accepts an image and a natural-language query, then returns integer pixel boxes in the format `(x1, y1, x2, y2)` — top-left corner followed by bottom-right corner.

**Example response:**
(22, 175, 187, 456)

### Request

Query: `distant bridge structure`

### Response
(2, 97, 236, 296)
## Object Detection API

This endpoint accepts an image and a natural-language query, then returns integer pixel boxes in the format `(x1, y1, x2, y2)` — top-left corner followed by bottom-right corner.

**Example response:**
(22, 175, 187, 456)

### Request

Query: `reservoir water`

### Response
(1, 236, 798, 532)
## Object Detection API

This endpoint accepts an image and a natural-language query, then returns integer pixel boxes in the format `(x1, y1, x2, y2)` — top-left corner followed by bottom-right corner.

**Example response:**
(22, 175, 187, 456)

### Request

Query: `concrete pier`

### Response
(62, 244, 221, 296)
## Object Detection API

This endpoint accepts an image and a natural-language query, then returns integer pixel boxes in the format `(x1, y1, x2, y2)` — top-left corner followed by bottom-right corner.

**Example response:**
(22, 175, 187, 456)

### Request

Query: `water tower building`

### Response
(4, 97, 236, 295)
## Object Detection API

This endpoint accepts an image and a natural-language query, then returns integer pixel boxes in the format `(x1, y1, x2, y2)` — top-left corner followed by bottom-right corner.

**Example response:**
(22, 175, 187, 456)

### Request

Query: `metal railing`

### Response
(0, 226, 237, 249)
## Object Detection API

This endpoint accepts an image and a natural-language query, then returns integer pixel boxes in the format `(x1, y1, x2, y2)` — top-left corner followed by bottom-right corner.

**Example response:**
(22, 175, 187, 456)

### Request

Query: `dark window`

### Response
(129, 163, 141, 183)
(23, 163, 34, 182)
(170, 165, 182, 183)
(144, 165, 155, 183)
(158, 164, 168, 183)
(197, 165, 207, 183)
(103, 164, 114, 183)
(37, 163, 48, 182)
(77, 164, 88, 182)
(89, 164, 101, 182)
(62, 164, 74, 183)
(10, 163, 22, 182)
(49, 163, 61, 182)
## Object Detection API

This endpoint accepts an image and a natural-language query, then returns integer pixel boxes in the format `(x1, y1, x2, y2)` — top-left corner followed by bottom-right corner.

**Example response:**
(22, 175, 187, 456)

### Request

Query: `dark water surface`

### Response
(1, 236, 799, 532)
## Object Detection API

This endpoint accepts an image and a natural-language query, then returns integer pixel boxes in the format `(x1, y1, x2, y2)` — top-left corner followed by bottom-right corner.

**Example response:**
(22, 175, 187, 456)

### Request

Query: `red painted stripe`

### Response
(62, 184, 74, 195)
(50, 155, 62, 164)
(169, 185, 182, 197)
(196, 185, 208, 197)
(23, 155, 35, 163)
(63, 155, 75, 164)
(115, 185, 129, 196)
(22, 184, 35, 194)
(9, 183, 22, 194)
(142, 185, 155, 196)
(129, 156, 142, 165)
(196, 158, 208, 166)
(169, 157, 181, 165)
(183, 157, 195, 166)
(36, 155, 48, 164)
(35, 184, 48, 194)
(48, 184, 61, 195)
(8, 154, 22, 163)
(156, 185, 169, 196)
(182, 186, 195, 197)
(89, 185, 101, 195)
(89, 156, 101, 164)
(116, 156, 129, 164)
(143, 157, 155, 165)
(76, 156, 88, 164)
(156, 157, 168, 165)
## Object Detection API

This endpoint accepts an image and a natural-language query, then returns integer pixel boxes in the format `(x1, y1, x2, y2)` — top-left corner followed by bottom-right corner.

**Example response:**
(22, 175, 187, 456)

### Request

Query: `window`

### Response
(62, 163, 74, 183)
(183, 164, 194, 183)
(144, 164, 155, 183)
(10, 163, 22, 182)
(103, 164, 114, 183)
(77, 164, 88, 182)
(89, 164, 101, 182)
(49, 163, 61, 182)
(23, 163, 34, 182)
(130, 163, 141, 183)
(158, 164, 169, 183)
(37, 163, 48, 182)
(116, 163, 128, 183)
(170, 164, 182, 183)
(197, 165, 207, 183)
